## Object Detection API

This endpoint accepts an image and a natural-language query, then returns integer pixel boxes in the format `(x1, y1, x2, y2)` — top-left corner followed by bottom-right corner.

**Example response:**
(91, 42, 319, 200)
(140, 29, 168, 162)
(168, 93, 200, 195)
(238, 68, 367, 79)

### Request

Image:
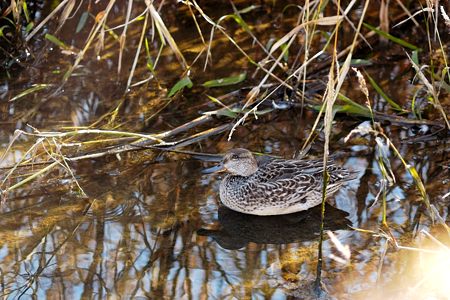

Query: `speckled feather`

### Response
(219, 149, 357, 216)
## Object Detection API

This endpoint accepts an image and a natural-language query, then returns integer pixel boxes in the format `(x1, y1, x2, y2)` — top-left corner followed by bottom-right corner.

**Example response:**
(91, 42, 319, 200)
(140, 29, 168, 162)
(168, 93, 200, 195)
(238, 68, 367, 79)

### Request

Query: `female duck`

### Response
(219, 148, 356, 216)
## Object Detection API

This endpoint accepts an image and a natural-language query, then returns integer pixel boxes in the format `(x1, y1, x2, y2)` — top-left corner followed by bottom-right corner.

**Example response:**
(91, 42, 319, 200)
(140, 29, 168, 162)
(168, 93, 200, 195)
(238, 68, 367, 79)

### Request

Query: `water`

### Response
(1, 1, 449, 299)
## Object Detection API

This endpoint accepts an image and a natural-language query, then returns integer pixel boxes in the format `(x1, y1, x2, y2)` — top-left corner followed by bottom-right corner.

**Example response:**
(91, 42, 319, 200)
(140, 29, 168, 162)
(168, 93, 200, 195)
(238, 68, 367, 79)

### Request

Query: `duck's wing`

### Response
(254, 157, 352, 202)
(247, 173, 319, 207)
(248, 159, 321, 202)
(256, 158, 327, 182)
(260, 158, 355, 180)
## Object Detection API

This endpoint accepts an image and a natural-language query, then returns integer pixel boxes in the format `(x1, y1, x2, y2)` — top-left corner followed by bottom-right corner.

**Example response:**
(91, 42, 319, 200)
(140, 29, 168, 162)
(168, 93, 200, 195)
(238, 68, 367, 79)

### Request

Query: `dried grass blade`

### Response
(1, 136, 44, 187)
(3, 161, 59, 194)
(269, 16, 343, 55)
(26, 0, 70, 41)
(22, 129, 164, 142)
(406, 52, 450, 129)
(57, 0, 76, 30)
(393, 7, 431, 28)
(147, 1, 187, 69)
(0, 130, 23, 165)
(50, 138, 86, 196)
(118, 0, 133, 75)
(63, 0, 116, 82)
(126, 11, 148, 91)
(162, 124, 232, 149)
(185, 0, 206, 45)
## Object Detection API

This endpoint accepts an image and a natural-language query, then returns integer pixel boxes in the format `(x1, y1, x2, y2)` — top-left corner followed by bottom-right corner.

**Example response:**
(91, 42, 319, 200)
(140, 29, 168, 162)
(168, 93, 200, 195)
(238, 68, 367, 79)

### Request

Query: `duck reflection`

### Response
(198, 204, 351, 250)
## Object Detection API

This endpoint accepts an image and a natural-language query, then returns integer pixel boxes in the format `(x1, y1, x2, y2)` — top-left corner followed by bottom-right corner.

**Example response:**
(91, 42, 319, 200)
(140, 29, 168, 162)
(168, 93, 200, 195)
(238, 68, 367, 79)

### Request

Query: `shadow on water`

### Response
(198, 205, 350, 250)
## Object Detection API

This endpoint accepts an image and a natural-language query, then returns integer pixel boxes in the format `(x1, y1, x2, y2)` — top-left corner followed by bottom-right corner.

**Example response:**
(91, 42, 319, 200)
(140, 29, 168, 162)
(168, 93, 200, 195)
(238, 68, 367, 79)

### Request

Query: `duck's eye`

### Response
(231, 154, 239, 160)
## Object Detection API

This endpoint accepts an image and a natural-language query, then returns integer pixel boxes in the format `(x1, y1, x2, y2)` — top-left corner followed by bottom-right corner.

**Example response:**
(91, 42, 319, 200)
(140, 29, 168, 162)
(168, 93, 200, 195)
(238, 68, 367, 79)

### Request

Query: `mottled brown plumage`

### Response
(219, 148, 357, 215)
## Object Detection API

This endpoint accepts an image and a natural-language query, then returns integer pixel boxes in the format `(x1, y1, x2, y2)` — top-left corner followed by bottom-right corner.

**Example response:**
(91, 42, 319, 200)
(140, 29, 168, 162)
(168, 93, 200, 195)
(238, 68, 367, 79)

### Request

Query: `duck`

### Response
(218, 148, 357, 216)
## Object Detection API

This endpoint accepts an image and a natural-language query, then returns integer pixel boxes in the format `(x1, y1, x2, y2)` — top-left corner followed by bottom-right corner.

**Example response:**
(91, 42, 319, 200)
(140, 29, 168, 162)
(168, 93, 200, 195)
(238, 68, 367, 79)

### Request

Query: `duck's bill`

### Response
(202, 163, 226, 174)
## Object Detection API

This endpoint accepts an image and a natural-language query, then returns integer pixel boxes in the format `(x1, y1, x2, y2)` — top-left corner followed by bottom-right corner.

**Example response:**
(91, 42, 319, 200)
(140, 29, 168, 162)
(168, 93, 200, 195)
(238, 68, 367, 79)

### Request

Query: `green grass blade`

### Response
(22, 1, 30, 23)
(364, 71, 404, 111)
(337, 94, 372, 116)
(229, 15, 251, 32)
(202, 73, 246, 88)
(10, 84, 52, 102)
(350, 59, 373, 67)
(412, 49, 419, 65)
(168, 76, 193, 97)
(0, 16, 15, 26)
(206, 95, 229, 108)
(144, 38, 155, 72)
(313, 94, 372, 117)
(45, 33, 69, 50)
(76, 11, 89, 33)
(25, 22, 34, 33)
(0, 25, 12, 43)
(4, 161, 59, 193)
(280, 44, 289, 62)
(363, 23, 419, 50)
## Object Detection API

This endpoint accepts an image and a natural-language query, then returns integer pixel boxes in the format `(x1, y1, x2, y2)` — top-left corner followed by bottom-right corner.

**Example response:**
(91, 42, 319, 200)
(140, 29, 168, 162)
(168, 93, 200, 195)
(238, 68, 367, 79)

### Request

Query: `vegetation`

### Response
(0, 0, 449, 298)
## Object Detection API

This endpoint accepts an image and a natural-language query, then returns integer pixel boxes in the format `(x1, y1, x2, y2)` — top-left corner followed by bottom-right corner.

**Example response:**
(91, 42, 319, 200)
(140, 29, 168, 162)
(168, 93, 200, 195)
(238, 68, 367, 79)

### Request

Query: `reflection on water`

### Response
(1, 146, 448, 299)
(3, 156, 350, 299)
(198, 205, 350, 250)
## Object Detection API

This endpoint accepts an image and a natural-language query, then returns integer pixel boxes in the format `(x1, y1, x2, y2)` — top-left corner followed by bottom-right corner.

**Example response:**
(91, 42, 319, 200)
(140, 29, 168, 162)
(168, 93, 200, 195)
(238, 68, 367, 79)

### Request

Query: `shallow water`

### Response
(1, 1, 449, 299)
(1, 140, 448, 299)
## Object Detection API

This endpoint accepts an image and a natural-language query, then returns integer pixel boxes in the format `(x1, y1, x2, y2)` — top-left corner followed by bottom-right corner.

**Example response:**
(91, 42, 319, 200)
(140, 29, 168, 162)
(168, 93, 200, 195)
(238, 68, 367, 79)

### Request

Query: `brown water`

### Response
(1, 1, 449, 299)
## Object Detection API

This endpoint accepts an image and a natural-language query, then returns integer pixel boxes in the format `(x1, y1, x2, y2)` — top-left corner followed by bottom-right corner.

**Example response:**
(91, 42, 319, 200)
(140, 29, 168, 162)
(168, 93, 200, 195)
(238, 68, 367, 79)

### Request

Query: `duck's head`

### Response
(221, 148, 258, 176)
